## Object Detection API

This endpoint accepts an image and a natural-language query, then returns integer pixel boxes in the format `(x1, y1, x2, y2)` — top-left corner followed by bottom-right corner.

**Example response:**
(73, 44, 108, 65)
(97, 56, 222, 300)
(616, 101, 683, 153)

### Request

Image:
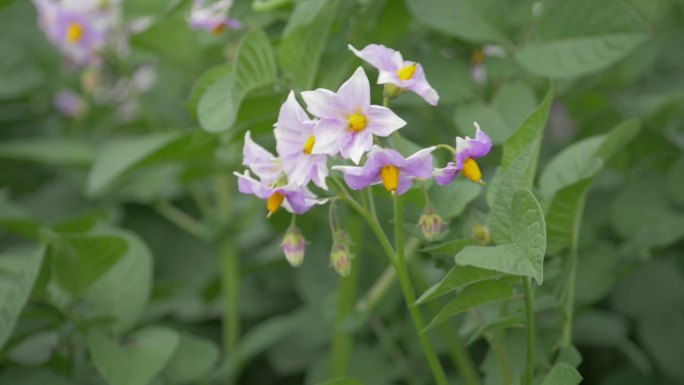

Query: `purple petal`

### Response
(281, 152, 329, 190)
(404, 64, 439, 106)
(274, 91, 315, 157)
(455, 122, 492, 162)
(434, 163, 459, 186)
(311, 118, 347, 156)
(336, 67, 370, 113)
(281, 185, 325, 214)
(348, 44, 403, 75)
(395, 174, 414, 195)
(301, 88, 347, 120)
(401, 147, 435, 179)
(242, 131, 281, 183)
(366, 105, 406, 137)
(340, 130, 373, 164)
(366, 146, 406, 169)
(333, 164, 380, 191)
(234, 171, 273, 199)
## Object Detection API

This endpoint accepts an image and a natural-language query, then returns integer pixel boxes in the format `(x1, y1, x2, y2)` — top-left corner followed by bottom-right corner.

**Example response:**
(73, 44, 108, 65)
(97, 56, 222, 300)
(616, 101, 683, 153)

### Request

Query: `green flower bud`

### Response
(472, 223, 491, 246)
(330, 230, 353, 277)
(282, 226, 305, 267)
(419, 206, 444, 241)
(383, 83, 405, 101)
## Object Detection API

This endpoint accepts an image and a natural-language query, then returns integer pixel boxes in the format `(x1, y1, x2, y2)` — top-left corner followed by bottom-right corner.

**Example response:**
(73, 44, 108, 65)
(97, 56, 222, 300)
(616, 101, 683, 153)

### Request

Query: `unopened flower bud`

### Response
(330, 230, 353, 277)
(282, 226, 306, 267)
(419, 206, 444, 241)
(472, 223, 491, 246)
(383, 83, 404, 101)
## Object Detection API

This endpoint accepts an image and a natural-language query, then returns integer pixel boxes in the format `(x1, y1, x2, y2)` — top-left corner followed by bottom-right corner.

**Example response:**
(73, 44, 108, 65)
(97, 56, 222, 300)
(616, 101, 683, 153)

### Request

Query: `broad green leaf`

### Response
(540, 363, 582, 385)
(315, 375, 365, 385)
(466, 314, 524, 345)
(86, 132, 216, 196)
(0, 138, 96, 166)
(0, 368, 70, 385)
(49, 233, 127, 296)
(0, 40, 44, 99)
(198, 29, 277, 133)
(420, 239, 475, 257)
(423, 280, 514, 332)
(283, 0, 328, 36)
(0, 198, 41, 240)
(454, 81, 538, 144)
(538, 137, 604, 197)
(428, 181, 481, 219)
(516, 0, 649, 78)
(667, 156, 684, 206)
(88, 326, 179, 385)
(187, 63, 232, 115)
(279, 0, 337, 90)
(489, 148, 533, 245)
(501, 83, 554, 178)
(0, 246, 44, 350)
(545, 178, 593, 254)
(161, 332, 220, 385)
(416, 266, 500, 304)
(82, 228, 153, 332)
(405, 0, 505, 43)
(458, 189, 547, 283)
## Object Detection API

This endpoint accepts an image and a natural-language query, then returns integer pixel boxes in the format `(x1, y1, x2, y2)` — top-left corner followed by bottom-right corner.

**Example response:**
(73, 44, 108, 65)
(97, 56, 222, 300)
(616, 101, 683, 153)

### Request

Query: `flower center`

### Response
(303, 135, 316, 155)
(396, 63, 417, 81)
(462, 158, 482, 183)
(66, 22, 84, 43)
(347, 113, 367, 132)
(212, 23, 226, 35)
(267, 192, 285, 215)
(380, 165, 399, 193)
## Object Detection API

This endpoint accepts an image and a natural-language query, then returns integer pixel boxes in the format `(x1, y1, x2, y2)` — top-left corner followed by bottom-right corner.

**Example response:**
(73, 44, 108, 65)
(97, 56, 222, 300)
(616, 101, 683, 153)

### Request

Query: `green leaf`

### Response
(0, 40, 44, 99)
(466, 314, 524, 345)
(405, 0, 505, 43)
(0, 198, 41, 240)
(458, 189, 546, 283)
(489, 148, 533, 245)
(88, 326, 179, 385)
(538, 137, 604, 197)
(667, 156, 684, 207)
(545, 178, 593, 254)
(187, 63, 232, 116)
(0, 138, 96, 166)
(315, 378, 364, 385)
(279, 0, 337, 90)
(454, 81, 538, 144)
(49, 233, 127, 296)
(416, 266, 500, 304)
(0, 368, 70, 385)
(161, 332, 220, 385)
(198, 29, 277, 133)
(540, 363, 582, 385)
(428, 181, 481, 219)
(516, 0, 649, 78)
(0, 246, 45, 350)
(420, 239, 476, 257)
(82, 228, 153, 332)
(283, 0, 329, 36)
(423, 280, 514, 332)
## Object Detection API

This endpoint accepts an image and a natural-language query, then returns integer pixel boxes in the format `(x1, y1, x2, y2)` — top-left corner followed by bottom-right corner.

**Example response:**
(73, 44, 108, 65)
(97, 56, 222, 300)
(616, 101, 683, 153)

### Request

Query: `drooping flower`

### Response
(54, 89, 87, 119)
(472, 223, 491, 246)
(301, 67, 406, 164)
(234, 132, 325, 216)
(189, 0, 241, 35)
(330, 229, 353, 277)
(282, 225, 306, 267)
(333, 146, 435, 195)
(348, 44, 439, 106)
(274, 91, 328, 189)
(434, 123, 492, 185)
(32, 0, 119, 66)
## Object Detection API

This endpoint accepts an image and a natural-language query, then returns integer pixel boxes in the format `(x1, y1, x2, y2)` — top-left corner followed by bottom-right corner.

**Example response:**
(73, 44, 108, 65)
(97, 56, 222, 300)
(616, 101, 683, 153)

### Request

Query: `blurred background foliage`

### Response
(0, 0, 683, 384)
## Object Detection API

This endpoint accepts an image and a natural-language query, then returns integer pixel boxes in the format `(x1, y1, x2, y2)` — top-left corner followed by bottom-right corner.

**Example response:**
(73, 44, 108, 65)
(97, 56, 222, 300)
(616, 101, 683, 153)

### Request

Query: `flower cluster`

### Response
(188, 0, 241, 34)
(32, 0, 124, 67)
(235, 44, 492, 270)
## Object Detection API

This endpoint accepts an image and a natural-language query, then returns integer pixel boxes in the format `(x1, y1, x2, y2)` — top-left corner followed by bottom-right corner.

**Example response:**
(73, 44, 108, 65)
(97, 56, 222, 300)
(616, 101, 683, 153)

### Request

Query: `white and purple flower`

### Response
(282, 226, 306, 266)
(348, 44, 439, 106)
(302, 67, 406, 164)
(333, 146, 435, 195)
(189, 0, 241, 35)
(274, 91, 328, 189)
(434, 123, 492, 185)
(234, 132, 325, 216)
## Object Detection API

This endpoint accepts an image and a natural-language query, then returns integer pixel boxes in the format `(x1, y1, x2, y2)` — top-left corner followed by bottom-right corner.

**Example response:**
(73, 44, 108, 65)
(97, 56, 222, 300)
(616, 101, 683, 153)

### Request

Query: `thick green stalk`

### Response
(329, 217, 361, 377)
(561, 193, 586, 347)
(393, 194, 449, 385)
(153, 202, 206, 240)
(523, 277, 535, 385)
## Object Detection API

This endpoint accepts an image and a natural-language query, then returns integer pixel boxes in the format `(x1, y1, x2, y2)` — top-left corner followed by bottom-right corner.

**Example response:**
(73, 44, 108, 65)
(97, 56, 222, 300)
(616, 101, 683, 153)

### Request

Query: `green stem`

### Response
(153, 202, 206, 240)
(561, 193, 585, 348)
(393, 194, 449, 385)
(219, 239, 240, 354)
(412, 264, 482, 385)
(523, 277, 535, 385)
(329, 217, 361, 377)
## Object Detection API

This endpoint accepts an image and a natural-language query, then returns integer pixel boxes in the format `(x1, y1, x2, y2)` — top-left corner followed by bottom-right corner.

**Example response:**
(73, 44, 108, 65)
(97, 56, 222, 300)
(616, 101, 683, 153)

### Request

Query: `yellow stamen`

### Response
(347, 113, 367, 132)
(472, 48, 485, 65)
(66, 22, 84, 43)
(462, 158, 482, 183)
(303, 135, 315, 155)
(380, 165, 399, 193)
(212, 23, 226, 35)
(266, 192, 285, 216)
(396, 63, 418, 81)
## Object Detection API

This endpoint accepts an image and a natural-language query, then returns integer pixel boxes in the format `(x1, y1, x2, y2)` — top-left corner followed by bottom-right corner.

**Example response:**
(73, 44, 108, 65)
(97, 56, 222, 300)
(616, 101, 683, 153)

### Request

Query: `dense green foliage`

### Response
(1, 0, 683, 384)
